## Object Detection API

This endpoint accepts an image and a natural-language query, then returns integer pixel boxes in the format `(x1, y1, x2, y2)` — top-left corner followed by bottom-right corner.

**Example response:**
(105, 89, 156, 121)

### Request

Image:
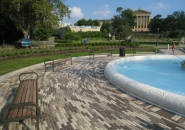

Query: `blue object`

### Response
(15, 38, 32, 48)
(84, 38, 88, 44)
(113, 56, 185, 96)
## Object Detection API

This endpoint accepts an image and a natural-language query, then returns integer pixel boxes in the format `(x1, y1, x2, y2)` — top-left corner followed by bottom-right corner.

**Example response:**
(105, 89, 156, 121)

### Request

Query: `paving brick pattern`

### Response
(0, 56, 185, 130)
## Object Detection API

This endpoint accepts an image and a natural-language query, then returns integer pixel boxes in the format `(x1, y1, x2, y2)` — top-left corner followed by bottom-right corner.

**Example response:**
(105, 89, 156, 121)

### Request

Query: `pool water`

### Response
(113, 56, 185, 96)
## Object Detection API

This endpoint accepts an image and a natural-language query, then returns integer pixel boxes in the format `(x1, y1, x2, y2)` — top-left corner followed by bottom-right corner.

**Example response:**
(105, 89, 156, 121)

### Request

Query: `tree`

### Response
(112, 8, 136, 39)
(1, 0, 71, 38)
(92, 20, 100, 26)
(163, 11, 185, 32)
(100, 21, 112, 35)
(87, 19, 93, 26)
(65, 25, 72, 33)
(116, 7, 123, 15)
(148, 14, 163, 35)
(64, 32, 80, 43)
(75, 19, 87, 26)
(75, 19, 100, 26)
(0, 12, 24, 43)
(33, 22, 54, 41)
(121, 8, 136, 27)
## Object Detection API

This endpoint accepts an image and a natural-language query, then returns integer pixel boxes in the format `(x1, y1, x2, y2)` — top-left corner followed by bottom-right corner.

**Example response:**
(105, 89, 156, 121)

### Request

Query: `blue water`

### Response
(113, 56, 185, 96)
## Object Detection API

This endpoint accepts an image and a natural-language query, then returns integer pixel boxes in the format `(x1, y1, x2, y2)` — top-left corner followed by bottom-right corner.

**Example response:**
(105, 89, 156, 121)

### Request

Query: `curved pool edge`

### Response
(104, 55, 185, 117)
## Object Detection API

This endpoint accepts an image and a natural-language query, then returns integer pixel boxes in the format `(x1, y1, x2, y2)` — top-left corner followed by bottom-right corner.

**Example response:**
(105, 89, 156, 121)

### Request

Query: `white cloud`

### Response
(92, 4, 111, 17)
(153, 2, 169, 9)
(69, 7, 84, 18)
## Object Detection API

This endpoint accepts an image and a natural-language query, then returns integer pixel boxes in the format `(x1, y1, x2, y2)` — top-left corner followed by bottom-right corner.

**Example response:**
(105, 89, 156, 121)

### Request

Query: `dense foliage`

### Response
(33, 22, 55, 41)
(148, 10, 185, 37)
(74, 19, 100, 26)
(100, 22, 112, 35)
(111, 8, 136, 40)
(0, 0, 70, 43)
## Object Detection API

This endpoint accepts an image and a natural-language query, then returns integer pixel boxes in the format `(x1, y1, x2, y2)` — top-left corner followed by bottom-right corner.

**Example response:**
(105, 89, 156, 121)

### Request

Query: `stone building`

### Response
(133, 8, 151, 32)
(98, 8, 151, 32)
(62, 8, 151, 33)
(69, 26, 100, 32)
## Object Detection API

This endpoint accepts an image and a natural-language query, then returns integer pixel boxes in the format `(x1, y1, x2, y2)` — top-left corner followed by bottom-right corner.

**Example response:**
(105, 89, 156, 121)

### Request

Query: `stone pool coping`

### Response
(104, 55, 185, 116)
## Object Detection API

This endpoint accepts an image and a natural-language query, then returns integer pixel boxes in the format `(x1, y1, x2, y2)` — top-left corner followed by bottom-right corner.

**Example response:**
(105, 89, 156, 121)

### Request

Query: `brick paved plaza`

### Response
(0, 54, 185, 130)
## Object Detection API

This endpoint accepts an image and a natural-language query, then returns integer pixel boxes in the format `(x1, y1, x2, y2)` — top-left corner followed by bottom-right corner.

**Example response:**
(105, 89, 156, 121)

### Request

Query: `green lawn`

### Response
(1, 36, 177, 76)
(74, 37, 120, 43)
(0, 52, 91, 76)
(0, 50, 143, 76)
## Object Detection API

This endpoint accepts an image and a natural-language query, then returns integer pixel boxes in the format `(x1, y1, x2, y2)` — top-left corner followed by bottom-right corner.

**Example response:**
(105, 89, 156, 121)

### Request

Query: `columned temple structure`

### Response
(133, 8, 151, 32)
(98, 8, 151, 32)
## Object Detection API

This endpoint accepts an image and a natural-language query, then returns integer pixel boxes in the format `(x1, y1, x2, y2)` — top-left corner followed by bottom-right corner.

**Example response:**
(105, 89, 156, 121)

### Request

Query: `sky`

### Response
(62, 0, 185, 25)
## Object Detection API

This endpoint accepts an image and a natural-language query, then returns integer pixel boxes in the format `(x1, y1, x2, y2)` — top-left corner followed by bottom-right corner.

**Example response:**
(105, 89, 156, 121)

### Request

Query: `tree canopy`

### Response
(112, 8, 136, 39)
(0, 0, 71, 41)
(100, 21, 112, 35)
(148, 10, 185, 37)
(74, 19, 100, 26)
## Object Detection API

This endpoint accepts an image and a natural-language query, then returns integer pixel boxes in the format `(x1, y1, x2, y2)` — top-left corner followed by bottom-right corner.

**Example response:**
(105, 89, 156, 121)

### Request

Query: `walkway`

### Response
(0, 53, 185, 130)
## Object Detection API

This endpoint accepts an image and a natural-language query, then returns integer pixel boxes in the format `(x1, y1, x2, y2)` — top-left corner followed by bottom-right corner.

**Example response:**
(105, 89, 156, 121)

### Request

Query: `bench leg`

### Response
(45, 65, 47, 72)
(89, 55, 91, 60)
(3, 123, 8, 130)
(52, 63, 55, 72)
(36, 118, 39, 130)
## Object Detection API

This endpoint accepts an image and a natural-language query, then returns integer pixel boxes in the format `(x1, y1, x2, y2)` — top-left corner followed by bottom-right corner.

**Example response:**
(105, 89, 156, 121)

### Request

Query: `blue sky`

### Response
(62, 0, 185, 25)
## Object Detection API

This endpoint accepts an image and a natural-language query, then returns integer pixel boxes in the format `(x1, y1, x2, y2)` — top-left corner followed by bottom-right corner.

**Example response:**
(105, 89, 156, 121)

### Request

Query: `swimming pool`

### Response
(104, 55, 185, 116)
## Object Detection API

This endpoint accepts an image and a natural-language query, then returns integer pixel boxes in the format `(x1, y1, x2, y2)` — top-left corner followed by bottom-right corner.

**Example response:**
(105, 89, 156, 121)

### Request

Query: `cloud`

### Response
(153, 2, 169, 9)
(92, 4, 111, 17)
(69, 7, 84, 18)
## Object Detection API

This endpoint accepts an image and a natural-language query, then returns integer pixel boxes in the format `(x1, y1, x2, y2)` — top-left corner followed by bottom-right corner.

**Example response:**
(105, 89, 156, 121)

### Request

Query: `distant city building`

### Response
(69, 26, 100, 32)
(59, 21, 72, 28)
(133, 8, 151, 32)
(61, 8, 151, 32)
(97, 8, 151, 32)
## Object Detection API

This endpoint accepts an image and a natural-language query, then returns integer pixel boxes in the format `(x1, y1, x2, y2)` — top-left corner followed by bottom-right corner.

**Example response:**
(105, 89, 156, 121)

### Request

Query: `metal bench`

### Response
(89, 50, 112, 60)
(0, 72, 40, 130)
(44, 54, 72, 72)
(133, 51, 156, 56)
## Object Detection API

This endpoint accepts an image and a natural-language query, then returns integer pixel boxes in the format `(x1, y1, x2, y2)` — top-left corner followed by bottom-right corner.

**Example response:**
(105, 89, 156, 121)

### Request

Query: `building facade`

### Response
(133, 9, 151, 32)
(98, 8, 151, 32)
(69, 26, 100, 32)
(62, 8, 151, 32)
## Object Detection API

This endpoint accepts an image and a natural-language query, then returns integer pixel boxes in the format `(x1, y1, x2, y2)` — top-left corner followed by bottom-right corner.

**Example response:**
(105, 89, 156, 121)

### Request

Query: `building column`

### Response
(138, 16, 140, 28)
(146, 16, 149, 26)
(140, 16, 142, 29)
(143, 16, 145, 29)
(146, 16, 147, 28)
(136, 16, 138, 28)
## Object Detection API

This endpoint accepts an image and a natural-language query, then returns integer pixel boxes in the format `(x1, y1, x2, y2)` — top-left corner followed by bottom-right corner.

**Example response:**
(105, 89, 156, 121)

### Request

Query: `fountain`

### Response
(104, 55, 185, 117)
(181, 60, 185, 68)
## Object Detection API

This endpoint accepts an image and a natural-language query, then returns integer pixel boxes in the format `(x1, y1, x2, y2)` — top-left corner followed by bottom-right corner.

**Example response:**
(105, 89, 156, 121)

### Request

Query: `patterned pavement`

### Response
(0, 55, 185, 130)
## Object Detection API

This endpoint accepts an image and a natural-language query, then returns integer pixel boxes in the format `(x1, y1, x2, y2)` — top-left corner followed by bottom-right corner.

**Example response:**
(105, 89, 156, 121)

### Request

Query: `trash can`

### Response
(119, 46, 125, 57)
(84, 38, 88, 44)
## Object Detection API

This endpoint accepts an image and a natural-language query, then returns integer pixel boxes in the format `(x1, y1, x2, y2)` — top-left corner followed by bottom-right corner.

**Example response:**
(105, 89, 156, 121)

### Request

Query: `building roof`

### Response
(133, 8, 151, 14)
(98, 19, 112, 22)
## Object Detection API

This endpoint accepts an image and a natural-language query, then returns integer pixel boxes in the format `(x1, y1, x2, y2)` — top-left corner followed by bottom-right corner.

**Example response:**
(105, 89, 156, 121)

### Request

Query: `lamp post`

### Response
(109, 33, 111, 42)
(156, 28, 159, 53)
(80, 29, 82, 44)
(156, 28, 159, 46)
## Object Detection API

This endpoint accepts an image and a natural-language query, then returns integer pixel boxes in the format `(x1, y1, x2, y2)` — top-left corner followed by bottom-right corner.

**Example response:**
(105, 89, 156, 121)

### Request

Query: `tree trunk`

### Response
(22, 30, 29, 38)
